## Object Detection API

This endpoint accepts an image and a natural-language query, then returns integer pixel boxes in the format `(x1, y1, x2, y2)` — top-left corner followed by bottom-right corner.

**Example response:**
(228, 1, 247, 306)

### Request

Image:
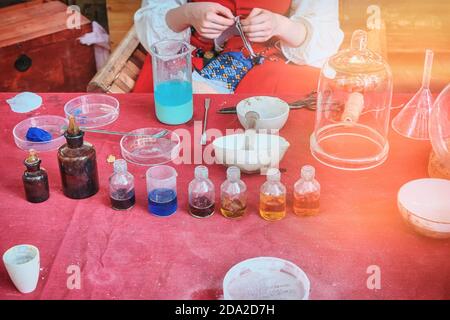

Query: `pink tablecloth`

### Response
(0, 93, 449, 300)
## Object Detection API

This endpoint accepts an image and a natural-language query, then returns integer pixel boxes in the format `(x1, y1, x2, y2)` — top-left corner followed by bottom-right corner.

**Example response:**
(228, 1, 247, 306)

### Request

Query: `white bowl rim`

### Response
(212, 132, 290, 149)
(223, 256, 310, 300)
(236, 96, 290, 121)
(398, 178, 450, 224)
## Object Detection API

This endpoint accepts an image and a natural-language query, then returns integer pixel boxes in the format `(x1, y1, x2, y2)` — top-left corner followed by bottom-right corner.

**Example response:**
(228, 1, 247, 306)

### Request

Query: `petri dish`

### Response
(13, 115, 68, 152)
(223, 257, 310, 300)
(120, 128, 180, 166)
(64, 94, 119, 128)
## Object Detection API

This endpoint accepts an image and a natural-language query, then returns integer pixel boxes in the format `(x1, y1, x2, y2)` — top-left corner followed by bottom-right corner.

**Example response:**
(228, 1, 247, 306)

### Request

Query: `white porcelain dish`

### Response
(223, 257, 310, 300)
(236, 96, 290, 131)
(213, 133, 290, 173)
(398, 178, 450, 239)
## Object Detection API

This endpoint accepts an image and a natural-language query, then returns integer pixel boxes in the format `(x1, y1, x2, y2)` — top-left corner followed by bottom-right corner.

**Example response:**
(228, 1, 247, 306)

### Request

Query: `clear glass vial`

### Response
(220, 166, 247, 219)
(188, 165, 215, 218)
(259, 168, 286, 221)
(109, 159, 135, 210)
(293, 165, 321, 216)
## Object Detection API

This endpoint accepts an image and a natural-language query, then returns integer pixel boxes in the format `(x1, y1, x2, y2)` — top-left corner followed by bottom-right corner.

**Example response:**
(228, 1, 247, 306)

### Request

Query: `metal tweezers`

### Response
(235, 16, 257, 59)
(217, 91, 319, 114)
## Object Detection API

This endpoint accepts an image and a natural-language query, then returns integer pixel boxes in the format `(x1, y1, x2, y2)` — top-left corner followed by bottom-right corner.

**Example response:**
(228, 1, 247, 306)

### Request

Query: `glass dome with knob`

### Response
(310, 29, 393, 170)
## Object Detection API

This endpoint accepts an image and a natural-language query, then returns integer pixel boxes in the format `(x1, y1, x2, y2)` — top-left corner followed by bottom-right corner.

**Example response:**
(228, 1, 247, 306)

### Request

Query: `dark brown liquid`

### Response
(189, 196, 215, 218)
(23, 170, 49, 203)
(58, 140, 99, 199)
(110, 189, 135, 210)
(111, 195, 136, 210)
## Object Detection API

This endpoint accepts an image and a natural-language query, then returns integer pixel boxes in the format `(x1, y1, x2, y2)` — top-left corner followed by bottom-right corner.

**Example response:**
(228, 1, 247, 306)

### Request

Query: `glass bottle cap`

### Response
(195, 165, 209, 179)
(301, 165, 315, 180)
(227, 166, 241, 181)
(266, 168, 281, 182)
(113, 159, 127, 173)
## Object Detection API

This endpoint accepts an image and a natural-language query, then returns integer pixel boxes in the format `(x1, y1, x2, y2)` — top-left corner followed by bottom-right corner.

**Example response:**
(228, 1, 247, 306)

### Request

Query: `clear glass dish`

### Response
(13, 115, 68, 152)
(120, 128, 180, 166)
(64, 94, 119, 128)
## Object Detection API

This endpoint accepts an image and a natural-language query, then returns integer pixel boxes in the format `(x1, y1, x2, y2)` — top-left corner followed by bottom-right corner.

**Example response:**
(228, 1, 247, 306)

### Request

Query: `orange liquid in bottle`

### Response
(293, 191, 320, 216)
(259, 193, 286, 221)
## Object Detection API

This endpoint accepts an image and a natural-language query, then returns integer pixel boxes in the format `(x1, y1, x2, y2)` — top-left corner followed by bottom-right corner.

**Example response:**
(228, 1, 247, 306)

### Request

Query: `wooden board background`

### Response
(106, 0, 140, 49)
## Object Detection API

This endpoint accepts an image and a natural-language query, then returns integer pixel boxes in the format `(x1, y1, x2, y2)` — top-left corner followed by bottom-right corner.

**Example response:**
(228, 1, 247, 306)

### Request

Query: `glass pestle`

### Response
(392, 49, 434, 140)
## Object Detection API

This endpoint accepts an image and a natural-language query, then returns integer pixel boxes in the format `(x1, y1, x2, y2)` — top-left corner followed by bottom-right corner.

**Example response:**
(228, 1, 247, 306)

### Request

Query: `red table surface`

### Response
(0, 93, 449, 300)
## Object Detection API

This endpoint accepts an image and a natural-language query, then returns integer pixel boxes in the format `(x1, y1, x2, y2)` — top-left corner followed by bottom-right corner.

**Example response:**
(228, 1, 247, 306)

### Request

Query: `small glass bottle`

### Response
(293, 165, 321, 216)
(259, 168, 286, 221)
(109, 159, 135, 210)
(220, 166, 247, 219)
(22, 150, 49, 203)
(188, 166, 215, 218)
(57, 116, 99, 199)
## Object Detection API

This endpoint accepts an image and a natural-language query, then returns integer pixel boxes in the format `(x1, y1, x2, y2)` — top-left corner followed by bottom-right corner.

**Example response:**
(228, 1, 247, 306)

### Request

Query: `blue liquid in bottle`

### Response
(154, 80, 193, 125)
(148, 188, 178, 217)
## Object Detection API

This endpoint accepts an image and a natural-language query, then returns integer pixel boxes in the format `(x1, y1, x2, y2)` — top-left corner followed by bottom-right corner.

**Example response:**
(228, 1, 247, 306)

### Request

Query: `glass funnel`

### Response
(150, 40, 193, 125)
(392, 50, 434, 140)
(429, 83, 450, 166)
(310, 30, 393, 170)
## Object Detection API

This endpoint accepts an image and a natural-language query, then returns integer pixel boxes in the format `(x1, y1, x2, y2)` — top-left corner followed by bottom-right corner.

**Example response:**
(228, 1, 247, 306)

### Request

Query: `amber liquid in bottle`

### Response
(259, 193, 286, 221)
(58, 116, 99, 199)
(293, 192, 320, 216)
(220, 196, 246, 219)
(22, 150, 49, 203)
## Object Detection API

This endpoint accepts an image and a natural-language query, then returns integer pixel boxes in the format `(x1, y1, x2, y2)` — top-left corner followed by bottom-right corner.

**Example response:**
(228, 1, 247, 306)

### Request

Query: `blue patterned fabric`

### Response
(199, 52, 254, 92)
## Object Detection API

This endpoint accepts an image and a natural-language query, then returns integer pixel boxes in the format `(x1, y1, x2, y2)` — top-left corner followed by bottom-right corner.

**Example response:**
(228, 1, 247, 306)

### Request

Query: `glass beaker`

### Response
(146, 165, 178, 217)
(310, 30, 393, 170)
(150, 40, 193, 125)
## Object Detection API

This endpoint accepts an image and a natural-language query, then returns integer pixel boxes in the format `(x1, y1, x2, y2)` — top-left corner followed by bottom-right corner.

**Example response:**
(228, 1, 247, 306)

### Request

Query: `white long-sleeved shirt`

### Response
(134, 0, 344, 68)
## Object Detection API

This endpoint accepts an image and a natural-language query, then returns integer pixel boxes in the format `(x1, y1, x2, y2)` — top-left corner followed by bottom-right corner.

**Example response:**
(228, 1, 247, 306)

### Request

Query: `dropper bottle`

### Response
(293, 165, 321, 216)
(188, 165, 215, 218)
(57, 116, 99, 199)
(220, 166, 247, 219)
(259, 168, 286, 221)
(109, 159, 135, 210)
(22, 149, 49, 203)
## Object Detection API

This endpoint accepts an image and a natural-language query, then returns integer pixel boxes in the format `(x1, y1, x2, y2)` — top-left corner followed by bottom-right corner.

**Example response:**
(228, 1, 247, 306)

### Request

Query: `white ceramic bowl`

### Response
(223, 257, 310, 300)
(236, 96, 290, 131)
(398, 178, 450, 239)
(213, 133, 290, 174)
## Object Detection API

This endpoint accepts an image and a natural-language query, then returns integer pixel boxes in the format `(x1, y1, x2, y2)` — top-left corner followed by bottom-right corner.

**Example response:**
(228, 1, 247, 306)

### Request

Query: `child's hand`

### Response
(241, 8, 282, 43)
(186, 2, 235, 39)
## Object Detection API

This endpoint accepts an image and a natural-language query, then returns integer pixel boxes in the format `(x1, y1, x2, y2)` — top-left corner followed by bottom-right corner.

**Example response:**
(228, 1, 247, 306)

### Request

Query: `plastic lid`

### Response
(266, 168, 281, 182)
(301, 165, 315, 181)
(223, 257, 310, 300)
(195, 165, 209, 179)
(227, 166, 241, 182)
(113, 159, 128, 173)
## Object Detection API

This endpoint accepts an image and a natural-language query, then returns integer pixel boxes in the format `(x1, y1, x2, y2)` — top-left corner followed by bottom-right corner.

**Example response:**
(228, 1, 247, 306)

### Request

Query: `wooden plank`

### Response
(106, 0, 141, 49)
(87, 25, 140, 92)
(0, 2, 90, 48)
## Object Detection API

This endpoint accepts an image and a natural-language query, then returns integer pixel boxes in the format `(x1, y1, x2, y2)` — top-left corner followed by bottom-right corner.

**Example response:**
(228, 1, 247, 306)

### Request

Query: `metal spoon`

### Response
(61, 126, 169, 139)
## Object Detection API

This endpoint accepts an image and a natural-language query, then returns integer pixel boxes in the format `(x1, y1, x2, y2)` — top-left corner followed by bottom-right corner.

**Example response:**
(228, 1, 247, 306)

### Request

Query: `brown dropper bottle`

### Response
(22, 149, 50, 203)
(57, 116, 99, 199)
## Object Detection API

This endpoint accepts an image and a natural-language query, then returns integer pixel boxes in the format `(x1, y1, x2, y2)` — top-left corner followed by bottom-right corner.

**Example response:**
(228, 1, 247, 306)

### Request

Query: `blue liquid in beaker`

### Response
(154, 80, 193, 125)
(148, 188, 178, 216)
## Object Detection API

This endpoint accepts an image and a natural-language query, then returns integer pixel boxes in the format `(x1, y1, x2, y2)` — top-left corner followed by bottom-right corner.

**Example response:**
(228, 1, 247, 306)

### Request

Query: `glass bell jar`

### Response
(429, 83, 450, 166)
(310, 30, 393, 170)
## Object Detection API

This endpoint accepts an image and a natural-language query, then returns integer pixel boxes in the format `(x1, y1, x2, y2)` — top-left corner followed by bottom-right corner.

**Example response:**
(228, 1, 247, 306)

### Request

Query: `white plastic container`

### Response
(223, 257, 310, 300)
(3, 244, 40, 294)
